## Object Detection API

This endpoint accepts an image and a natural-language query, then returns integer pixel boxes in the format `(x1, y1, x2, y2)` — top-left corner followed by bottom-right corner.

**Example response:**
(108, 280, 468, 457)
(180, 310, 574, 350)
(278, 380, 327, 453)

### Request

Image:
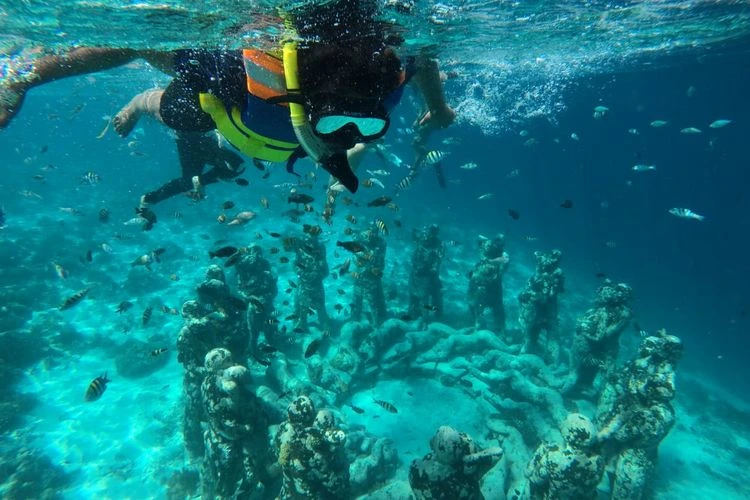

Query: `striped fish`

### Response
(373, 399, 398, 413)
(59, 287, 90, 310)
(84, 373, 110, 402)
(142, 306, 153, 327)
(424, 150, 447, 165)
(374, 218, 389, 236)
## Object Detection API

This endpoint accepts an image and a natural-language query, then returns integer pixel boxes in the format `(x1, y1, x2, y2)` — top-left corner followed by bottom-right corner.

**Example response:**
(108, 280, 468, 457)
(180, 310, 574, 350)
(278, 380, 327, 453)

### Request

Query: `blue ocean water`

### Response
(2, 3, 750, 499)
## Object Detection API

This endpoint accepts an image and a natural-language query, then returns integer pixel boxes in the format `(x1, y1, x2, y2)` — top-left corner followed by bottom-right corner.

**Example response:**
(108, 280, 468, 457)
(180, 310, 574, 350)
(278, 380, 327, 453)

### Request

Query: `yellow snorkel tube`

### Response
(282, 41, 360, 193)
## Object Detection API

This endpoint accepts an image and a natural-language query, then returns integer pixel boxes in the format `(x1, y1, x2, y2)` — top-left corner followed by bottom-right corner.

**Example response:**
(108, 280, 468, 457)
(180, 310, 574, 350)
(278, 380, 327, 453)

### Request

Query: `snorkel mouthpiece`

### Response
(282, 42, 360, 193)
(323, 152, 359, 192)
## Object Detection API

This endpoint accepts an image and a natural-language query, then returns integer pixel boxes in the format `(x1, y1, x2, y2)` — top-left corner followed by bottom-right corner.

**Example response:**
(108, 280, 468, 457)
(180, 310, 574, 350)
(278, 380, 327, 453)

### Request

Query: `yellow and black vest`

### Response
(198, 49, 299, 163)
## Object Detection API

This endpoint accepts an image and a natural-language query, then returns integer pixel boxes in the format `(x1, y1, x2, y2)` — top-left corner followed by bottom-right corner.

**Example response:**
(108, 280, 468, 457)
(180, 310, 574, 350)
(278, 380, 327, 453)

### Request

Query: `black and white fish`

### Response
(84, 373, 110, 402)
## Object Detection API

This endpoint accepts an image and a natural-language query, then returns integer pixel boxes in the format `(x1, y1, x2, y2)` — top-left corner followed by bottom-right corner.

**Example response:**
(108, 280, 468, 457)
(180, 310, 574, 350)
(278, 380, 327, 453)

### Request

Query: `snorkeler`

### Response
(0, 0, 454, 212)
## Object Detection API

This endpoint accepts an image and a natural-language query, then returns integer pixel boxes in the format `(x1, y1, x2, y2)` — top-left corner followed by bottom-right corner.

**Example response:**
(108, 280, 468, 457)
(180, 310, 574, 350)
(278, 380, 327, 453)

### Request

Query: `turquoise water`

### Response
(2, 1, 750, 498)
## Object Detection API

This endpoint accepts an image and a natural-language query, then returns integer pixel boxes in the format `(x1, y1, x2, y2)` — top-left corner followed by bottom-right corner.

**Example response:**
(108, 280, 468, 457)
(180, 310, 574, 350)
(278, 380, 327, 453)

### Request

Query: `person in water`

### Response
(0, 0, 454, 209)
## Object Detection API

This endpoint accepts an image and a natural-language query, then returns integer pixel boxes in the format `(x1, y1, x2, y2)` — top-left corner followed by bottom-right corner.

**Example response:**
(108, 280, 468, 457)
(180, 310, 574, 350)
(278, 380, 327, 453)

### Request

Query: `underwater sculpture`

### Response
(176, 265, 250, 457)
(293, 232, 331, 332)
(468, 234, 509, 332)
(569, 281, 634, 395)
(409, 425, 503, 499)
(350, 225, 388, 325)
(234, 245, 278, 356)
(518, 250, 565, 358)
(596, 329, 683, 499)
(200, 348, 270, 498)
(408, 224, 445, 320)
(274, 396, 350, 499)
(526, 413, 605, 499)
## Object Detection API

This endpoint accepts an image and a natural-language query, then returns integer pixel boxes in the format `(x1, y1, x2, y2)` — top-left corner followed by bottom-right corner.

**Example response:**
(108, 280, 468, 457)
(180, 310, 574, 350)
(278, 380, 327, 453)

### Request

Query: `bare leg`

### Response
(113, 89, 165, 137)
(1, 48, 174, 128)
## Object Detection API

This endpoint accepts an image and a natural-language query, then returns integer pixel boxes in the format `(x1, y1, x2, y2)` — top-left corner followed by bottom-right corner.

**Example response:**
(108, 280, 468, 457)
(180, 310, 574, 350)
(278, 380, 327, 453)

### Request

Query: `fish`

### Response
(459, 162, 478, 170)
(209, 246, 238, 259)
(304, 338, 322, 358)
(336, 241, 366, 253)
(366, 169, 390, 177)
(235, 178, 250, 186)
(523, 235, 538, 242)
(477, 193, 494, 201)
(303, 224, 322, 236)
(373, 399, 398, 413)
(260, 197, 270, 209)
(251, 158, 267, 171)
(424, 150, 447, 165)
(368, 177, 385, 189)
(53, 262, 69, 279)
(288, 192, 314, 205)
(560, 200, 574, 209)
(150, 347, 168, 357)
(267, 231, 282, 238)
(228, 211, 256, 226)
(280, 256, 290, 264)
(396, 175, 412, 191)
(668, 207, 705, 221)
(101, 243, 114, 253)
(59, 287, 90, 310)
(506, 169, 520, 178)
(632, 164, 656, 172)
(374, 219, 389, 235)
(423, 304, 439, 312)
(628, 128, 639, 135)
(80, 171, 101, 185)
(508, 209, 520, 220)
(252, 353, 271, 367)
(338, 259, 351, 277)
(650, 120, 668, 127)
(258, 343, 278, 355)
(570, 133, 580, 141)
(709, 119, 732, 129)
(348, 404, 365, 414)
(367, 196, 392, 208)
(84, 373, 110, 402)
(595, 272, 607, 278)
(59, 207, 84, 216)
(116, 301, 133, 313)
(222, 201, 235, 210)
(680, 127, 702, 134)
(262, 172, 271, 179)
(224, 252, 243, 268)
(142, 306, 153, 327)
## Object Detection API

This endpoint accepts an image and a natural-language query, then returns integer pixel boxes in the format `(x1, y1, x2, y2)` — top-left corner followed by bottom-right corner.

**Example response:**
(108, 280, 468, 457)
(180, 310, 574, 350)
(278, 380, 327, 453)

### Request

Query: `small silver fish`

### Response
(668, 207, 705, 221)
(680, 127, 702, 134)
(632, 165, 656, 172)
(709, 119, 731, 129)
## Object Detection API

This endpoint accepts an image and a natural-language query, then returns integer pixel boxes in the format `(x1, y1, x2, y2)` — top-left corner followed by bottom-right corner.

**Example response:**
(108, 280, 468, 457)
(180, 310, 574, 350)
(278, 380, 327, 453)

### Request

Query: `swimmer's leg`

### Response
(113, 89, 165, 137)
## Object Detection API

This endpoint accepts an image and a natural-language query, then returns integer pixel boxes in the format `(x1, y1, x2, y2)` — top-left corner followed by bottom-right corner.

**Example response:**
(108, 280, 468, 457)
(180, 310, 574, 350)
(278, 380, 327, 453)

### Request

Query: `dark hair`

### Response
(291, 0, 402, 104)
(298, 42, 401, 103)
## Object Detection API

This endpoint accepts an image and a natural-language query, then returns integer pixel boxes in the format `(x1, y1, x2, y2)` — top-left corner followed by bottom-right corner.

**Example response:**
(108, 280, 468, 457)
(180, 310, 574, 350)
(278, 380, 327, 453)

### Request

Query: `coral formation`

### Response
(526, 413, 604, 499)
(176, 265, 250, 458)
(408, 224, 444, 320)
(274, 396, 350, 498)
(350, 226, 388, 325)
(468, 234, 509, 332)
(409, 425, 503, 499)
(570, 281, 633, 395)
(293, 233, 331, 332)
(518, 250, 564, 358)
(200, 348, 270, 498)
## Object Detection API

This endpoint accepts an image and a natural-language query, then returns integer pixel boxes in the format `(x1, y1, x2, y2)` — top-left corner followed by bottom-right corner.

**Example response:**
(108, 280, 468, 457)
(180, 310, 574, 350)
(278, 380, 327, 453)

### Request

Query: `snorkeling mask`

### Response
(276, 42, 391, 193)
(307, 94, 390, 149)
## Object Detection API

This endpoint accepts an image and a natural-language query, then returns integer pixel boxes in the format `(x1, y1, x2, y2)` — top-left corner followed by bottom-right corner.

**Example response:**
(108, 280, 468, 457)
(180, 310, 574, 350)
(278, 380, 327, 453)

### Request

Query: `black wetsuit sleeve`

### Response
(159, 50, 247, 132)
